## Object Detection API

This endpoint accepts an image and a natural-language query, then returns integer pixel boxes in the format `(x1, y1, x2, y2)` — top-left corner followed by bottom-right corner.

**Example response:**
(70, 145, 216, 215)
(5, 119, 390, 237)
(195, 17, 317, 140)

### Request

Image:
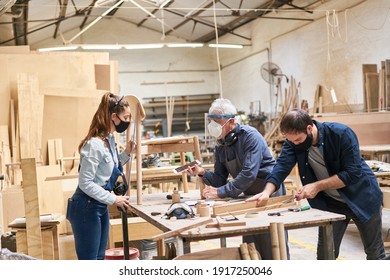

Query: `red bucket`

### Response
(105, 247, 140, 260)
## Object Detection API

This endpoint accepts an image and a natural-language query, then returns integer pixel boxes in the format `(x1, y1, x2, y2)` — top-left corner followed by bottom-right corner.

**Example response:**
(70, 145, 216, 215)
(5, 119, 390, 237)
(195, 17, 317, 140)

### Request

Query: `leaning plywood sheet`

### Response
(5, 53, 97, 94)
(365, 72, 379, 112)
(0, 56, 11, 126)
(42, 95, 101, 165)
(0, 46, 30, 54)
(17, 73, 44, 160)
(21, 158, 43, 259)
(385, 60, 390, 110)
(362, 64, 377, 112)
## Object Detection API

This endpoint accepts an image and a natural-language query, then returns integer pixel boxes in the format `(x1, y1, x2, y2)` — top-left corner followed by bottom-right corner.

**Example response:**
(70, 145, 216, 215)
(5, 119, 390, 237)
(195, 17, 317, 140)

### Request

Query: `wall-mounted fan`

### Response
(260, 62, 289, 84)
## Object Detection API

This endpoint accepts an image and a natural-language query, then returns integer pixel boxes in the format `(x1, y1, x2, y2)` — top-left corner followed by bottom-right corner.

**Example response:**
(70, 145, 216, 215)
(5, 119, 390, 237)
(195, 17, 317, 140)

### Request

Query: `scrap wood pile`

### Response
(362, 61, 390, 113)
(264, 76, 300, 156)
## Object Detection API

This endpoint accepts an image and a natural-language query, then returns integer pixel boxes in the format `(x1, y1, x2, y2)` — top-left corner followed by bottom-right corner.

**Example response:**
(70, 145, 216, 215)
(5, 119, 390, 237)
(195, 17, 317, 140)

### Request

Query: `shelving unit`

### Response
(142, 94, 218, 137)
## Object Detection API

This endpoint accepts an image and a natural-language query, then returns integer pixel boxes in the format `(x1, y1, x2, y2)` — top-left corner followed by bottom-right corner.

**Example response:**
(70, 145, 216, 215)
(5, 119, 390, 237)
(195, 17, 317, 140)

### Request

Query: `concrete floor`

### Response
(189, 207, 390, 260)
(2, 180, 389, 260)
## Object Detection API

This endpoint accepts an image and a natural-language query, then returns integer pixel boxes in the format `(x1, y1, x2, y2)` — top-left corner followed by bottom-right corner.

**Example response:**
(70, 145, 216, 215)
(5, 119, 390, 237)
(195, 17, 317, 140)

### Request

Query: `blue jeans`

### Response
(317, 197, 385, 260)
(67, 188, 110, 260)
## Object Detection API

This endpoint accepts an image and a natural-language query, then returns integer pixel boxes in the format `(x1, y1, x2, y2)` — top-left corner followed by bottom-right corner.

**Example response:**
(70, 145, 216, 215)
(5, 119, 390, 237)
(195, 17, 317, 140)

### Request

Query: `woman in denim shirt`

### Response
(248, 109, 386, 260)
(67, 92, 136, 260)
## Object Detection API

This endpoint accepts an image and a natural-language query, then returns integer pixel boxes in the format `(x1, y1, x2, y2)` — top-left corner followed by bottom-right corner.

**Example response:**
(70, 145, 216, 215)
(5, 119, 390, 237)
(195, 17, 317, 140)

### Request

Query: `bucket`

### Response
(105, 247, 139, 260)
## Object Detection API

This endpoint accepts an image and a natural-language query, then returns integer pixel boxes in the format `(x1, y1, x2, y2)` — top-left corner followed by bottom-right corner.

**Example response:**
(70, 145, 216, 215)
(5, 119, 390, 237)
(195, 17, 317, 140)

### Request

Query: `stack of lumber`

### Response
(362, 61, 390, 112)
(264, 76, 300, 148)
(0, 45, 119, 258)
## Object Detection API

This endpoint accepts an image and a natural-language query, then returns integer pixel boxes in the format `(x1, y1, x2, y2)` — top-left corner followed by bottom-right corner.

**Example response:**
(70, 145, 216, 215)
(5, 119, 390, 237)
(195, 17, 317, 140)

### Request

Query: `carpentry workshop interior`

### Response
(1, 0, 390, 262)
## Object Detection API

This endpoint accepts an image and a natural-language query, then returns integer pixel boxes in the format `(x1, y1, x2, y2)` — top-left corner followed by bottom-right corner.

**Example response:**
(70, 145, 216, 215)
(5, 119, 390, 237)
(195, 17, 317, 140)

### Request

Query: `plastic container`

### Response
(105, 247, 140, 260)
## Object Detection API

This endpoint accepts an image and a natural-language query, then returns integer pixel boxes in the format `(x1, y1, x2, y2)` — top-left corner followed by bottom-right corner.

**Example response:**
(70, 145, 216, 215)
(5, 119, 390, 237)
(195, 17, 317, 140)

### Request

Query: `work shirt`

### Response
(202, 124, 276, 198)
(266, 120, 382, 223)
(78, 134, 130, 205)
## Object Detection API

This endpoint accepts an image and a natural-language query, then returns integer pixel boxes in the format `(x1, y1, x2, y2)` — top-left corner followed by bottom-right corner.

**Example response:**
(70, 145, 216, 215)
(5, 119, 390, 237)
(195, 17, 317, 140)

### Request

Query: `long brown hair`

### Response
(78, 92, 129, 152)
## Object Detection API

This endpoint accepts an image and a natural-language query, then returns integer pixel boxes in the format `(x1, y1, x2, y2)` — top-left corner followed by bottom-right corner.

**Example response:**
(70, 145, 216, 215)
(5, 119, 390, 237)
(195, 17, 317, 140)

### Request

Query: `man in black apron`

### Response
(188, 98, 288, 259)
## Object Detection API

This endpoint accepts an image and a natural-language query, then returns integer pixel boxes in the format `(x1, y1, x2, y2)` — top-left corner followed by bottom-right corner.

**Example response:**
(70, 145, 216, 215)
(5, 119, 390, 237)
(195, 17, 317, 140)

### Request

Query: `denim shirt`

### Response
(266, 120, 382, 223)
(78, 134, 130, 205)
(203, 124, 276, 198)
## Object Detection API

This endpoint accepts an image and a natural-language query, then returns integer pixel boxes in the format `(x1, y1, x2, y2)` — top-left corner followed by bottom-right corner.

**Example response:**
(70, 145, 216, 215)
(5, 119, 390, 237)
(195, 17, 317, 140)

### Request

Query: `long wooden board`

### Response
(212, 195, 295, 216)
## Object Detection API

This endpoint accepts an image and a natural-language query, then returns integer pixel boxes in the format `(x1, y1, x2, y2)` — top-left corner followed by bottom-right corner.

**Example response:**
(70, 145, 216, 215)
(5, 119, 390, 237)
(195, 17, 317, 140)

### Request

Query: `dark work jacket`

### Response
(266, 120, 382, 224)
(203, 124, 276, 198)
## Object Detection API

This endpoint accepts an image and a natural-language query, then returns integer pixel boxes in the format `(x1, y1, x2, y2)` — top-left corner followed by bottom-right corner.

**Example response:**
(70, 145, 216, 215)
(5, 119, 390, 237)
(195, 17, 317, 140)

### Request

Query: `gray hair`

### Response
(208, 98, 237, 117)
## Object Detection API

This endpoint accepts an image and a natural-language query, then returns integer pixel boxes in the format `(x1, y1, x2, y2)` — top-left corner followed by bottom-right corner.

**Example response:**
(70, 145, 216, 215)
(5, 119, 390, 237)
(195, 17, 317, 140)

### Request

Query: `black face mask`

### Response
(294, 133, 313, 151)
(113, 114, 130, 133)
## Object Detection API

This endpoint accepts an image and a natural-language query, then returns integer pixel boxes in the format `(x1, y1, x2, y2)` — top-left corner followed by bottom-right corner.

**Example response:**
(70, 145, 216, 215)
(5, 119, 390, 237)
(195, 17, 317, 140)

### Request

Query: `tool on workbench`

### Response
(268, 205, 311, 216)
(164, 202, 195, 219)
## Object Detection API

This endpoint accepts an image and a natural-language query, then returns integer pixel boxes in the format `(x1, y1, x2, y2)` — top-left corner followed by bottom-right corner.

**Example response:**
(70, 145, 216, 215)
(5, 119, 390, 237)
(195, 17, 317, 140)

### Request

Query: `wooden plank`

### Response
(365, 73, 379, 112)
(95, 64, 111, 91)
(212, 195, 294, 216)
(313, 112, 390, 145)
(9, 99, 17, 162)
(385, 60, 390, 110)
(362, 64, 378, 112)
(108, 217, 163, 248)
(151, 218, 213, 241)
(17, 73, 44, 160)
(47, 139, 56, 165)
(21, 158, 43, 259)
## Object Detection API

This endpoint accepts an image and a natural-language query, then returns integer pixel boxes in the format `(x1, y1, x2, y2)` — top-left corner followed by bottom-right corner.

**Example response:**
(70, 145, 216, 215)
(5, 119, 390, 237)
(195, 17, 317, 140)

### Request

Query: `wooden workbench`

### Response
(128, 191, 345, 260)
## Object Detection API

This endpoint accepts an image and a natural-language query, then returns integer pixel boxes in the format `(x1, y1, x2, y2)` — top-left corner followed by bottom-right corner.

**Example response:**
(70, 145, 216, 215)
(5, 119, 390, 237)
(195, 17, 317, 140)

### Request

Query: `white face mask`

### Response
(207, 120, 229, 138)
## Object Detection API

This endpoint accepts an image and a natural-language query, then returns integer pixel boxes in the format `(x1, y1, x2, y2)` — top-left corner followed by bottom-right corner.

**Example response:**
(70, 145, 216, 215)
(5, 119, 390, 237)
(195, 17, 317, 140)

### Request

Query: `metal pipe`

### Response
(64, 0, 124, 44)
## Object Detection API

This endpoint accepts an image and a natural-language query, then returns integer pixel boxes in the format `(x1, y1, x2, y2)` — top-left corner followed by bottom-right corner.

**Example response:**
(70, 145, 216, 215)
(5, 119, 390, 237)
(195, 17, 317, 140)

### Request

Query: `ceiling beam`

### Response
(53, 0, 69, 39)
(194, 0, 286, 43)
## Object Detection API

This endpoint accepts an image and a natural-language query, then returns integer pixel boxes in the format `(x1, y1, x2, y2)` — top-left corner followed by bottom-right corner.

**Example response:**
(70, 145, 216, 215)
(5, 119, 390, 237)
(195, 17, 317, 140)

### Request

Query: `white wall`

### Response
(219, 0, 390, 114)
(31, 0, 390, 115)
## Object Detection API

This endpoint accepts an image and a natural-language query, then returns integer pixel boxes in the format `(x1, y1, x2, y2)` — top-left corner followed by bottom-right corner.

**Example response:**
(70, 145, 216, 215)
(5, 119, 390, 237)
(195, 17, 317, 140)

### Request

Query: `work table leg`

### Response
(321, 223, 335, 260)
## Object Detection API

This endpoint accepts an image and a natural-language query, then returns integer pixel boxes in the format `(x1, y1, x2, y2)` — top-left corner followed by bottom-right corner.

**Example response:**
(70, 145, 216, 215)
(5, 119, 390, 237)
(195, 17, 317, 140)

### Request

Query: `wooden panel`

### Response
(0, 56, 10, 126)
(384, 60, 390, 110)
(42, 95, 101, 165)
(362, 64, 378, 112)
(95, 64, 111, 91)
(365, 72, 379, 112)
(108, 217, 163, 248)
(0, 46, 30, 54)
(17, 73, 44, 160)
(0, 186, 25, 233)
(21, 158, 43, 259)
(16, 226, 59, 260)
(314, 112, 390, 145)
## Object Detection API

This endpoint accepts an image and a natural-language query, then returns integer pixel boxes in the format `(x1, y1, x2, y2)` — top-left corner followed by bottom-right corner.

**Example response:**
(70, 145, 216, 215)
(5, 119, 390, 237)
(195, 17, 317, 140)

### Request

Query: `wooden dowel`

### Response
(248, 242, 260, 260)
(277, 222, 288, 260)
(270, 222, 280, 260)
(239, 243, 251, 260)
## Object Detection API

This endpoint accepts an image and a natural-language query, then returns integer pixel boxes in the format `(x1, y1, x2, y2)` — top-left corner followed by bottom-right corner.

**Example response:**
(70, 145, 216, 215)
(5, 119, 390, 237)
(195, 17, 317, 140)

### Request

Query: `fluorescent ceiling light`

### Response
(37, 46, 79, 52)
(159, 0, 172, 8)
(208, 44, 243, 49)
(124, 44, 164, 49)
(95, 0, 117, 7)
(81, 44, 122, 50)
(166, 43, 204, 48)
